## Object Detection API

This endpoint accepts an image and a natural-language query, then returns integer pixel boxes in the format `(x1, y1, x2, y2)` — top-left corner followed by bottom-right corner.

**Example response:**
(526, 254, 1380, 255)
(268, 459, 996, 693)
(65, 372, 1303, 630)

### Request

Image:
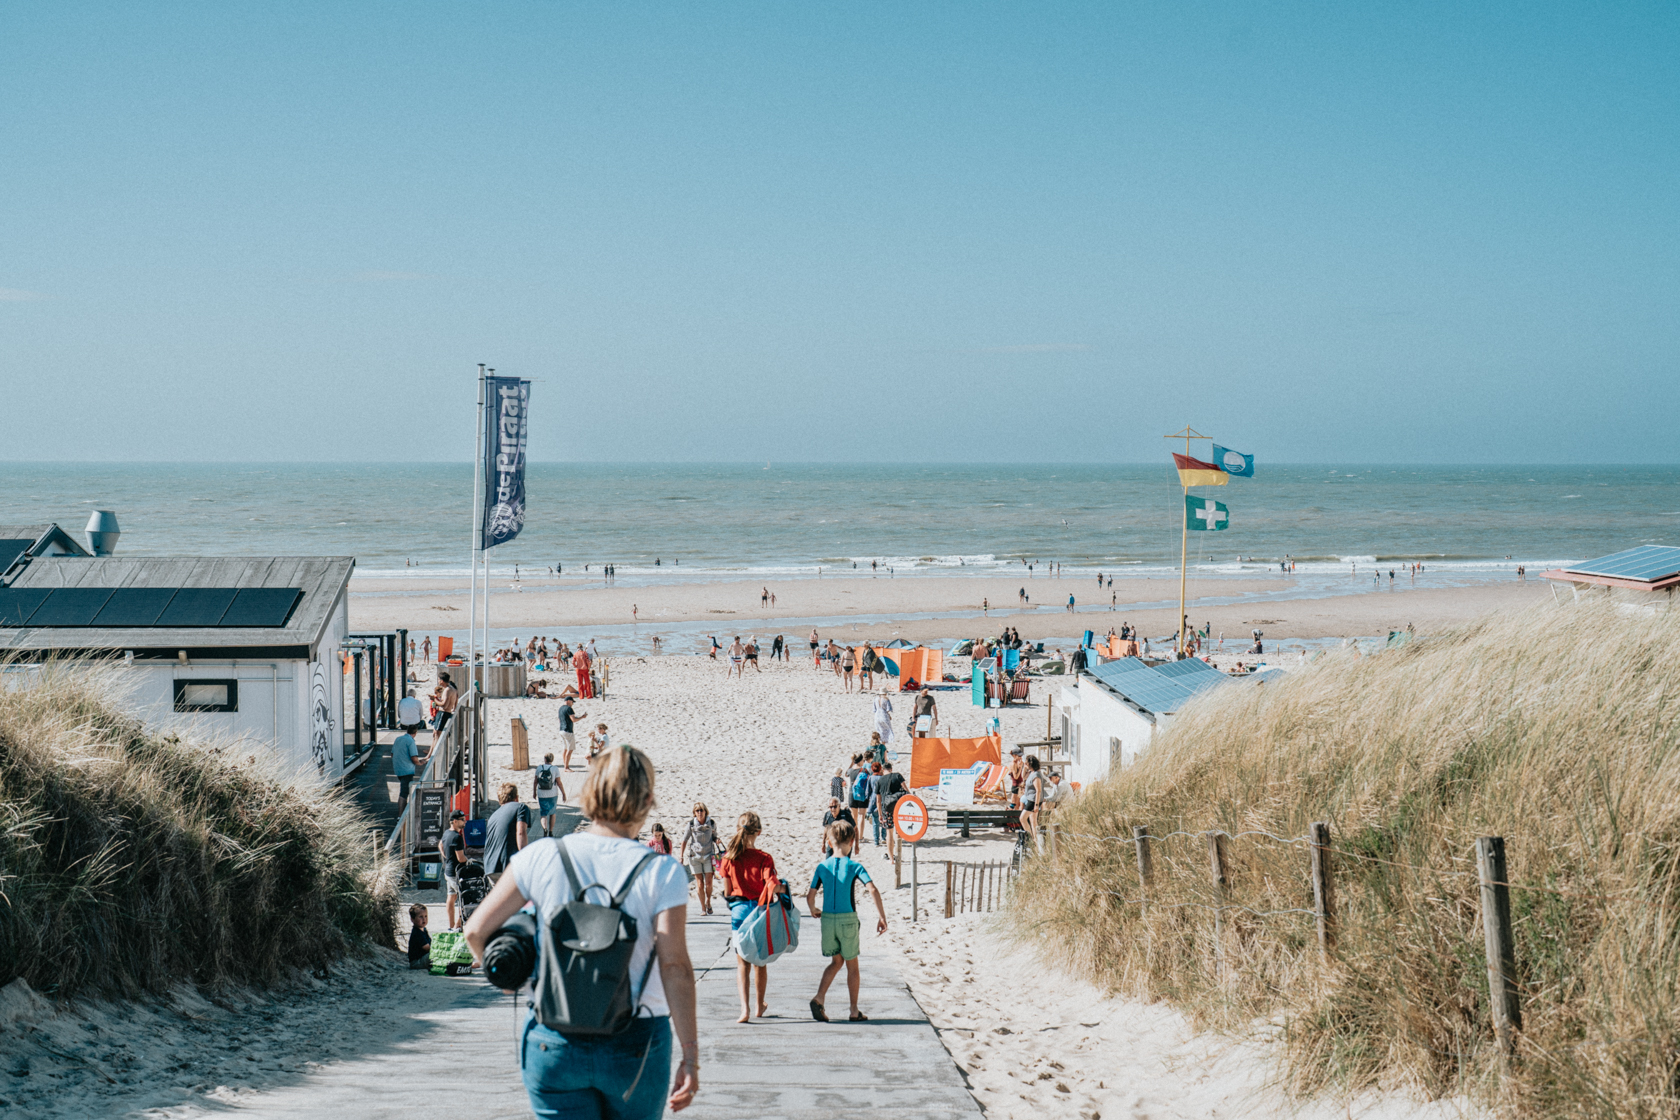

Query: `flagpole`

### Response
(1164, 425, 1211, 658)
(480, 369, 494, 688)
(470, 364, 486, 672)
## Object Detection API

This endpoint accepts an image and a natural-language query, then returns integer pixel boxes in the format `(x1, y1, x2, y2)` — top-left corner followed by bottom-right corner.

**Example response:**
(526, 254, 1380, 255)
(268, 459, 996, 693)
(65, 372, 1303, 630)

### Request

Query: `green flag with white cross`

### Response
(1185, 494, 1229, 531)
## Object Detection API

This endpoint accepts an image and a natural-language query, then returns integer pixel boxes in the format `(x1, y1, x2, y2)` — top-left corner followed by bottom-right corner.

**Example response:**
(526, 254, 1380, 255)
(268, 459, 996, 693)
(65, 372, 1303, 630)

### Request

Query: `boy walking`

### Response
(806, 819, 888, 1022)
(531, 752, 564, 837)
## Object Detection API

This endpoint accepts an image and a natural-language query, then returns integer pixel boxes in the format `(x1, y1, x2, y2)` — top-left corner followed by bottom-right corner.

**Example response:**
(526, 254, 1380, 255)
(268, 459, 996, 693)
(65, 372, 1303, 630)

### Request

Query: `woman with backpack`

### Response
(679, 803, 720, 916)
(465, 745, 698, 1117)
(718, 811, 785, 1024)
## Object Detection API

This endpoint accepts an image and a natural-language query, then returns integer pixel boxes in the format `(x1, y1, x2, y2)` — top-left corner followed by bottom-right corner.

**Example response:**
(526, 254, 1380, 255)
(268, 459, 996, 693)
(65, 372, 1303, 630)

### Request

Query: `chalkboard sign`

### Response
(417, 787, 448, 852)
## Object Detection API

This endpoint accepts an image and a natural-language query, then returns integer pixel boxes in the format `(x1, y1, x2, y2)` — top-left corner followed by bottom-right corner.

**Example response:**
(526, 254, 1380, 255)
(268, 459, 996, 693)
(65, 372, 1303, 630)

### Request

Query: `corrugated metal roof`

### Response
(0, 555, 352, 653)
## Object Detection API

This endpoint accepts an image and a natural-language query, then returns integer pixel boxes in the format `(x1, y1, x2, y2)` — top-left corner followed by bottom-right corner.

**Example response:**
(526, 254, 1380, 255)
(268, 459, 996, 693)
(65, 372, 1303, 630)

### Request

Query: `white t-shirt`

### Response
(397, 696, 423, 726)
(509, 833, 689, 1017)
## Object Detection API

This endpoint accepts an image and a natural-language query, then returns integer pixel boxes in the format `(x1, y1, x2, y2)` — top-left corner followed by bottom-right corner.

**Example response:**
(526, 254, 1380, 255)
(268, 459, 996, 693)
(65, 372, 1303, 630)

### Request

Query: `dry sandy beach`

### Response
(351, 571, 1554, 645)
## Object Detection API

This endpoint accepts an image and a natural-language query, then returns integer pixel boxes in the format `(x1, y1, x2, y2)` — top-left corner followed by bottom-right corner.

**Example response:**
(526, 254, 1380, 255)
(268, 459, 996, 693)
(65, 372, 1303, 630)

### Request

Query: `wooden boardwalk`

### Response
(210, 899, 980, 1119)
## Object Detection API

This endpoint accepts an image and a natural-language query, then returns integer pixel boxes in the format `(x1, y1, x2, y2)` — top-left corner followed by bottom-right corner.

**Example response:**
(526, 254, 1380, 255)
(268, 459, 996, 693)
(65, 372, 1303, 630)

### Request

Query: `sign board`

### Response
(416, 787, 449, 851)
(939, 768, 976, 806)
(893, 793, 930, 843)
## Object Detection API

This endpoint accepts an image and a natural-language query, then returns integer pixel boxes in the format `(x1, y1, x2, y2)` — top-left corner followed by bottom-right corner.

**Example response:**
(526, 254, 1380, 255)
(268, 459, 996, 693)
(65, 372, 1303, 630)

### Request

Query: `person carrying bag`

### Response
(466, 745, 699, 1118)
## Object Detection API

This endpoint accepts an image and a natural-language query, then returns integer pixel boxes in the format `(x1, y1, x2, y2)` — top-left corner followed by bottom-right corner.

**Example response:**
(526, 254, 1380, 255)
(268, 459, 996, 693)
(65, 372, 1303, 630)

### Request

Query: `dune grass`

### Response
(1011, 600, 1680, 1117)
(0, 660, 398, 999)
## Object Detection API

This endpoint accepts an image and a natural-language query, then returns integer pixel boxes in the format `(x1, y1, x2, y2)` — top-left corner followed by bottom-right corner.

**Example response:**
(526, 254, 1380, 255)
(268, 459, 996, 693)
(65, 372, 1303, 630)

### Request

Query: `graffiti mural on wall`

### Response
(309, 660, 336, 775)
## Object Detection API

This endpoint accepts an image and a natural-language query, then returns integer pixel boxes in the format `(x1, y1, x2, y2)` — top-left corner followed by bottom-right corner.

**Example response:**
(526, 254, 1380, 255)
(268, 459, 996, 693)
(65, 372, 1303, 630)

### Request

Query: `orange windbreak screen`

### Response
(438, 636, 454, 660)
(897, 647, 944, 689)
(910, 734, 1003, 789)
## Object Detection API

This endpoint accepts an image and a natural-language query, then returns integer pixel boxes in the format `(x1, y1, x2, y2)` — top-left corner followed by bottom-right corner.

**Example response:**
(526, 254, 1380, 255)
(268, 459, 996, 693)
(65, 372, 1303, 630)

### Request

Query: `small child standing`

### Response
(805, 819, 887, 1022)
(406, 904, 432, 970)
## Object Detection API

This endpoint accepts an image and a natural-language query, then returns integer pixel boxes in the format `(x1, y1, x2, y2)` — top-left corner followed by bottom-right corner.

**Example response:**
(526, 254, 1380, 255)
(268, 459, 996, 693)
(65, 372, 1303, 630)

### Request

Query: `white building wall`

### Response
(1059, 676, 1161, 789)
(116, 583, 350, 784)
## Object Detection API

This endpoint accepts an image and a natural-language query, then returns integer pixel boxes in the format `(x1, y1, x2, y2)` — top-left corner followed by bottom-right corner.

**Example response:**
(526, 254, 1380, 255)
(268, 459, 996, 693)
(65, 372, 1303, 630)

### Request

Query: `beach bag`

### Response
(429, 930, 477, 976)
(731, 879, 800, 967)
(850, 771, 871, 803)
(535, 764, 557, 794)
(532, 838, 659, 1037)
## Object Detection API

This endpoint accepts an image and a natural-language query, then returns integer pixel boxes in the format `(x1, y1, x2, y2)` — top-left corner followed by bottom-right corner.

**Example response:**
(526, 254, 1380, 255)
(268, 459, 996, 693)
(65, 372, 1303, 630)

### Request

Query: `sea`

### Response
(8, 462, 1675, 652)
(6, 462, 1676, 580)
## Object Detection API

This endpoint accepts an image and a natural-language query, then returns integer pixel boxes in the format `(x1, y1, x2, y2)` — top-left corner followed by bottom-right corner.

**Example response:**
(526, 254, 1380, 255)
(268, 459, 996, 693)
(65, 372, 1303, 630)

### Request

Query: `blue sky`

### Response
(2, 3, 1676, 462)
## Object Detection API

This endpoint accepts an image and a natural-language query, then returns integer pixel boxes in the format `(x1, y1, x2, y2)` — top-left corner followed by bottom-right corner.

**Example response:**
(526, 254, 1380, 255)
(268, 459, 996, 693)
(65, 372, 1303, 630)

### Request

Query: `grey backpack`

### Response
(534, 838, 659, 1036)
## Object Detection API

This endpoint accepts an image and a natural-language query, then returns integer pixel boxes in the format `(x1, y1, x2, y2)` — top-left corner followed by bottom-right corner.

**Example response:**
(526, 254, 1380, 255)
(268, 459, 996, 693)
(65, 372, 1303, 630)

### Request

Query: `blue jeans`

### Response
(520, 1013, 671, 1120)
(870, 807, 885, 845)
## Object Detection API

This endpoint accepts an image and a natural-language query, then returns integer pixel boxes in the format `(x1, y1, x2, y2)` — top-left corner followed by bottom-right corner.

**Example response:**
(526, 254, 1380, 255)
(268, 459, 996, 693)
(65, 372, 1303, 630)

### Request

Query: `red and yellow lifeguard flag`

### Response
(1172, 452, 1229, 487)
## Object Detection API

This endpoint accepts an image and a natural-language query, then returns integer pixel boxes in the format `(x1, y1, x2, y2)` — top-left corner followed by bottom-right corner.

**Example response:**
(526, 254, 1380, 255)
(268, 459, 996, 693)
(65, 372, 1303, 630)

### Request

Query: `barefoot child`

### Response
(806, 819, 888, 1022)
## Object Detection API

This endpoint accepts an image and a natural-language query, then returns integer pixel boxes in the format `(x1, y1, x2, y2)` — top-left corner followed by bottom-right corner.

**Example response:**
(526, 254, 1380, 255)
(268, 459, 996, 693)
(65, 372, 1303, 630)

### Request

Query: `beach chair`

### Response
(1008, 678, 1030, 704)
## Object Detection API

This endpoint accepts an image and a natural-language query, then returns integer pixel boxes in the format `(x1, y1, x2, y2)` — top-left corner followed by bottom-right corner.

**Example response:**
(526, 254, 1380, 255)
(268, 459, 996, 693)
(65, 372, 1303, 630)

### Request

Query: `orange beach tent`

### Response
(909, 733, 1004, 789)
(897, 647, 944, 690)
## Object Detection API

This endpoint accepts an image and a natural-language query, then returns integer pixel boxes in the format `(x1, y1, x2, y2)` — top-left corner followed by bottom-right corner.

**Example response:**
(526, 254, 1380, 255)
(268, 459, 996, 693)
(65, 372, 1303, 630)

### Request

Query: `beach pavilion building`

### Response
(1056, 657, 1278, 789)
(1542, 545, 1680, 603)
(0, 525, 355, 781)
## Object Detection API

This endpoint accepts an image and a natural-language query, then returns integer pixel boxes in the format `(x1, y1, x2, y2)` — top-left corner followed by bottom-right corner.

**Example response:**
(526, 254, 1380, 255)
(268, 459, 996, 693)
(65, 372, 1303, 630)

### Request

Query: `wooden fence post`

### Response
(1134, 825, 1153, 911)
(1207, 832, 1229, 978)
(1476, 836, 1522, 1058)
(944, 861, 954, 919)
(894, 842, 902, 890)
(1309, 821, 1336, 958)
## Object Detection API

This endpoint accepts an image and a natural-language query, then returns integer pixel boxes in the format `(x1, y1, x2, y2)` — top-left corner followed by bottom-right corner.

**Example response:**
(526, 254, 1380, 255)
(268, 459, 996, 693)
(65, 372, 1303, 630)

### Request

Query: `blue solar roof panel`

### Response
(1565, 545, 1680, 583)
(25, 588, 115, 627)
(218, 587, 302, 628)
(1155, 658, 1225, 682)
(155, 587, 237, 627)
(0, 539, 34, 571)
(0, 588, 51, 626)
(1090, 655, 1237, 713)
(91, 587, 179, 628)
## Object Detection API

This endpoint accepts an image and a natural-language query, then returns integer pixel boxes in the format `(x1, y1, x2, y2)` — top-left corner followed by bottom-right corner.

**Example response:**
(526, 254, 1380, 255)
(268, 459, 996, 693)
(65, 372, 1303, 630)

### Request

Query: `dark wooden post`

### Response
(944, 861, 953, 919)
(1476, 836, 1522, 1057)
(1208, 831, 1230, 977)
(1309, 821, 1336, 957)
(1134, 825, 1153, 913)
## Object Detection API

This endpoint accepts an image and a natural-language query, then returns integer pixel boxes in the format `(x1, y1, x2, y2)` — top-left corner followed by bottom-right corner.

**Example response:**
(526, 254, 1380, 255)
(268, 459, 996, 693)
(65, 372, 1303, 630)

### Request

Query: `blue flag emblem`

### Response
(1212, 445, 1253, 477)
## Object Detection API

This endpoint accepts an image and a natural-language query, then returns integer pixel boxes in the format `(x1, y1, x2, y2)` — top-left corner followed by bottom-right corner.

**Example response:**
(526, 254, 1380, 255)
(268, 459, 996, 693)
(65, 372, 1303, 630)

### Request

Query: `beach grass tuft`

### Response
(0, 659, 398, 999)
(1010, 599, 1680, 1117)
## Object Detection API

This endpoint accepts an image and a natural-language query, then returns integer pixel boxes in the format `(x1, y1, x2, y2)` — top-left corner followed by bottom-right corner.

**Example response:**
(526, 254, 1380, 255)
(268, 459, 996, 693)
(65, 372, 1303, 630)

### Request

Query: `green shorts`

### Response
(821, 912, 861, 960)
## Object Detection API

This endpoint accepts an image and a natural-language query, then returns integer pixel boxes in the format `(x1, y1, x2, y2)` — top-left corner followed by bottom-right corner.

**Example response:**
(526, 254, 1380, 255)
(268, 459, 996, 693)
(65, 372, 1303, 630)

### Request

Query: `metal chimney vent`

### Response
(86, 510, 120, 556)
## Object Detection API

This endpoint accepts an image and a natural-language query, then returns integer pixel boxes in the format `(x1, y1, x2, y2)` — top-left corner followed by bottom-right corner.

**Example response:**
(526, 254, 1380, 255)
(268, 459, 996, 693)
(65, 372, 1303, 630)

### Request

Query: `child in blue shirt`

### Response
(805, 819, 888, 1022)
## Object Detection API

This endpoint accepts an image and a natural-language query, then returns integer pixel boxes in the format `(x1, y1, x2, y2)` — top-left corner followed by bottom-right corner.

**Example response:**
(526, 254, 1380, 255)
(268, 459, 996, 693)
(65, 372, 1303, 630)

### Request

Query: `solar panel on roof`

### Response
(0, 539, 34, 571)
(91, 587, 179, 628)
(25, 588, 115, 627)
(155, 587, 237, 627)
(0, 588, 51, 626)
(1155, 658, 1224, 681)
(1564, 545, 1680, 583)
(218, 587, 302, 628)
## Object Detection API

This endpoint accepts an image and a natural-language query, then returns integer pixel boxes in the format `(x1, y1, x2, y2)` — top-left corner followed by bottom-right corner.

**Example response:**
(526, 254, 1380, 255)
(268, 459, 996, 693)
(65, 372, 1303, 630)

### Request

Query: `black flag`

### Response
(482, 376, 531, 549)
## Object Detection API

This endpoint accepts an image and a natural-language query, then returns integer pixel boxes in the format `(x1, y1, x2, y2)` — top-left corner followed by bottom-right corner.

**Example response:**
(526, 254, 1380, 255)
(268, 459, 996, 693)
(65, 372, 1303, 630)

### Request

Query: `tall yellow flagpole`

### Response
(1164, 426, 1211, 657)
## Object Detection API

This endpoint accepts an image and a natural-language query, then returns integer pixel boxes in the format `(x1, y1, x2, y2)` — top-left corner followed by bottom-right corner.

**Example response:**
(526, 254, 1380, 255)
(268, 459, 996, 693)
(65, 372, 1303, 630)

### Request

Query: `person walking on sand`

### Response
(709, 635, 720, 660)
(680, 803, 720, 916)
(820, 797, 856, 857)
(532, 752, 564, 838)
(770, 634, 783, 661)
(421, 636, 432, 662)
(859, 646, 876, 690)
(761, 586, 769, 607)
(556, 695, 585, 770)
(728, 636, 746, 677)
(912, 687, 938, 737)
(465, 745, 699, 1118)
(1019, 755, 1046, 844)
(872, 692, 894, 749)
(841, 645, 856, 692)
(806, 819, 887, 1023)
(719, 811, 785, 1023)
(745, 637, 761, 672)
(810, 629, 821, 668)
(1066, 593, 1075, 613)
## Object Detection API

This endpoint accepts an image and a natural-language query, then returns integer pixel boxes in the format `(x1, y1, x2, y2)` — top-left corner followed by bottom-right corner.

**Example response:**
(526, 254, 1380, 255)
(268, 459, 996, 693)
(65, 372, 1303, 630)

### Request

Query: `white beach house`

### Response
(1057, 657, 1279, 788)
(0, 524, 355, 781)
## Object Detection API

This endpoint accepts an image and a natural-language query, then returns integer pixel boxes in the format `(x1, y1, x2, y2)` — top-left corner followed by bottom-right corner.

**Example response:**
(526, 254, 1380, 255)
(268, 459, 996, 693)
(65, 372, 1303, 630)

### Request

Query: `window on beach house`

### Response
(174, 679, 238, 712)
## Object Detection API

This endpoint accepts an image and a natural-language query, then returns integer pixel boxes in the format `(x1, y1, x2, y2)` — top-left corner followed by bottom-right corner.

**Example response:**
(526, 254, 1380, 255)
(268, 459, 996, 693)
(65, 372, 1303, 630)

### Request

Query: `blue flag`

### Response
(1212, 445, 1253, 477)
(482, 376, 531, 549)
